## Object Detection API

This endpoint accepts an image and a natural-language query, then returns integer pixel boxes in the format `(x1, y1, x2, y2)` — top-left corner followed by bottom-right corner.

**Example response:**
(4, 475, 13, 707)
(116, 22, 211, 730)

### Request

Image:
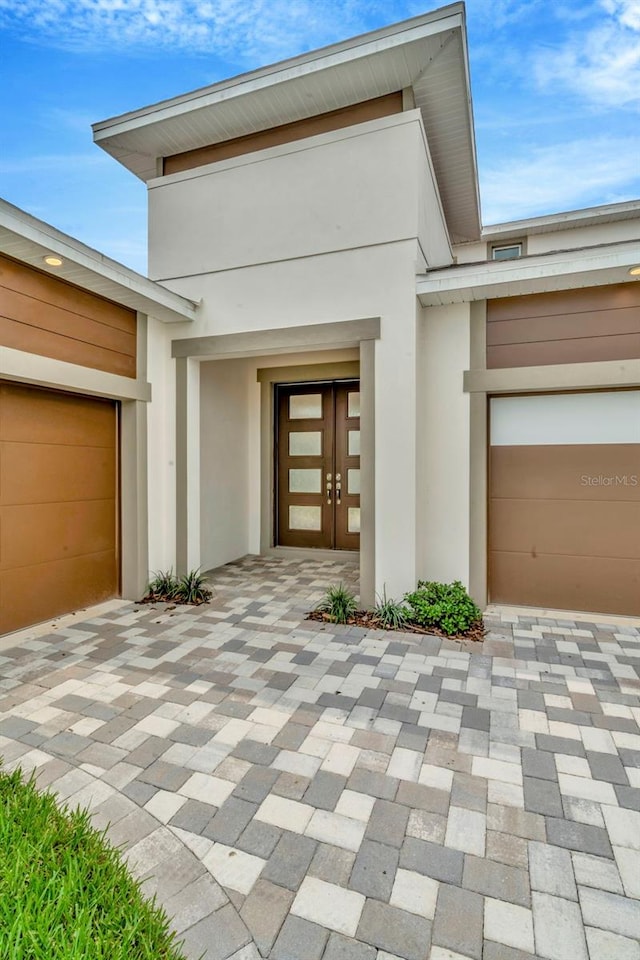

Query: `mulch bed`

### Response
(137, 593, 211, 606)
(306, 610, 486, 642)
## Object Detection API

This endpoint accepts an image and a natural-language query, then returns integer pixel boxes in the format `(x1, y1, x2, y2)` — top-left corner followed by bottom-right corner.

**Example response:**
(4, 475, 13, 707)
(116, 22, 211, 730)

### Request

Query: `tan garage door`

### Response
(489, 391, 640, 617)
(0, 382, 118, 634)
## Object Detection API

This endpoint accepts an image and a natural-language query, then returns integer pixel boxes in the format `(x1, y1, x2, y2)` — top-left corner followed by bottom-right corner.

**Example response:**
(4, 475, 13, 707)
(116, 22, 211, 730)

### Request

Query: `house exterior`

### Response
(1, 4, 639, 635)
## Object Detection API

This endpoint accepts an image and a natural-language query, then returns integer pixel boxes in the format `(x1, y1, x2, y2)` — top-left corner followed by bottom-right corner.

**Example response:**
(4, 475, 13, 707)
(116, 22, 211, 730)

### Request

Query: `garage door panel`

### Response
(489, 391, 639, 617)
(0, 500, 116, 569)
(1, 442, 115, 505)
(0, 382, 118, 635)
(490, 551, 640, 617)
(0, 383, 115, 447)
(490, 499, 640, 559)
(0, 551, 117, 635)
(490, 445, 640, 502)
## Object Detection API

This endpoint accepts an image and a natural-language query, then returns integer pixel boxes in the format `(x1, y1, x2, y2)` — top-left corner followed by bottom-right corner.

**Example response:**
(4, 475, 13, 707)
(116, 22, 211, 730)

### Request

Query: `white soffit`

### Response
(93, 4, 480, 243)
(417, 239, 640, 305)
(0, 199, 197, 323)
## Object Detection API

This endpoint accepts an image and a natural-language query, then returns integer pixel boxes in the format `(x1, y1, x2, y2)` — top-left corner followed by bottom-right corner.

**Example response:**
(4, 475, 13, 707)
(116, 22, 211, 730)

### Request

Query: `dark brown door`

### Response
(277, 382, 360, 549)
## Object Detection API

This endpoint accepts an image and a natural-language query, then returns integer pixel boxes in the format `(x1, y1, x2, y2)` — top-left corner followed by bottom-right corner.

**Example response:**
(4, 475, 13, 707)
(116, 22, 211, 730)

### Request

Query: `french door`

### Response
(276, 381, 360, 550)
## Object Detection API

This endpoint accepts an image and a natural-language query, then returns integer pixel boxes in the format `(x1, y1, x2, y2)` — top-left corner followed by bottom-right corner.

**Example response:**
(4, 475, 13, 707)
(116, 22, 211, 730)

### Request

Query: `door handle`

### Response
(326, 473, 332, 505)
(335, 474, 342, 505)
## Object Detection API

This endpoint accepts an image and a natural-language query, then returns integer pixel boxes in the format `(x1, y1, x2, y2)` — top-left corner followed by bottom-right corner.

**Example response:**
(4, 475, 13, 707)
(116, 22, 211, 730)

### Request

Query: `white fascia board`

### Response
(0, 199, 197, 323)
(417, 240, 640, 305)
(93, 6, 463, 140)
(482, 199, 640, 240)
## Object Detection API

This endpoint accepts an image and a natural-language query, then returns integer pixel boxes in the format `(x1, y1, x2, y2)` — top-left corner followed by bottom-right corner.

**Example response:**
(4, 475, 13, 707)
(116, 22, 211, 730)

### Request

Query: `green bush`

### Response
(0, 765, 186, 959)
(144, 568, 211, 605)
(176, 569, 212, 604)
(404, 580, 482, 636)
(146, 569, 180, 601)
(316, 583, 358, 624)
(373, 589, 410, 630)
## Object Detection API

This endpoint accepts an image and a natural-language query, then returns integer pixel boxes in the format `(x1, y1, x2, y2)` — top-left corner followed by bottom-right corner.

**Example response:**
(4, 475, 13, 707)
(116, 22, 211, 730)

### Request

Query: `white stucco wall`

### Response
(144, 110, 461, 597)
(417, 127, 453, 270)
(146, 316, 176, 574)
(525, 219, 640, 254)
(148, 112, 448, 286)
(199, 358, 250, 572)
(417, 301, 471, 586)
(453, 214, 640, 264)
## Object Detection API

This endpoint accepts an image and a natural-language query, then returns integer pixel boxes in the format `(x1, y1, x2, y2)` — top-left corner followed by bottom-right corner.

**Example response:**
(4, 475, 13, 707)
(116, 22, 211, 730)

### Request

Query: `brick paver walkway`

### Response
(1, 555, 639, 960)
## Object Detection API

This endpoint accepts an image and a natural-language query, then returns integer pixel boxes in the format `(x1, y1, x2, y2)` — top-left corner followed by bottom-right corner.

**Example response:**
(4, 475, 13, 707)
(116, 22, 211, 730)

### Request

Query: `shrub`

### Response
(373, 589, 410, 630)
(404, 580, 482, 636)
(146, 569, 180, 601)
(316, 583, 358, 624)
(176, 569, 212, 604)
(143, 568, 211, 605)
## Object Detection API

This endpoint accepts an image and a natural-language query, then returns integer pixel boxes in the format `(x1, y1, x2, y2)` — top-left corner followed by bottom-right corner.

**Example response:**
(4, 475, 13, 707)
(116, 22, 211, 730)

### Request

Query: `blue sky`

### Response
(0, 0, 638, 275)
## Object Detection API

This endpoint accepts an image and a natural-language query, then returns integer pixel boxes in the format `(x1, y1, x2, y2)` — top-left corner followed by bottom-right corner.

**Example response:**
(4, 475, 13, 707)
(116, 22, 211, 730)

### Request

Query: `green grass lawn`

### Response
(0, 766, 187, 959)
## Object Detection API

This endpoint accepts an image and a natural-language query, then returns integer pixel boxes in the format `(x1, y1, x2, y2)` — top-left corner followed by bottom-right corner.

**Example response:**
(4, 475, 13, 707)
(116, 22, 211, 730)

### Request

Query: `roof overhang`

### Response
(0, 199, 197, 323)
(482, 199, 640, 242)
(417, 239, 640, 305)
(93, 4, 480, 243)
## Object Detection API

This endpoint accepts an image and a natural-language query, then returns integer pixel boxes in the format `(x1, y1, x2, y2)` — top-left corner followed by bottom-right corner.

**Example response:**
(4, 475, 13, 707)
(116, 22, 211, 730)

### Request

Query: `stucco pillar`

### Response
(419, 302, 472, 587)
(374, 307, 419, 600)
(119, 398, 149, 600)
(359, 338, 376, 608)
(175, 356, 201, 574)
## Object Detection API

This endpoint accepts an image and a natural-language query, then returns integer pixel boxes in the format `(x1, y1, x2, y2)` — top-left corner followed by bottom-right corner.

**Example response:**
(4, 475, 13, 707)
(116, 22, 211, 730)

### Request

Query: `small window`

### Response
(491, 242, 523, 261)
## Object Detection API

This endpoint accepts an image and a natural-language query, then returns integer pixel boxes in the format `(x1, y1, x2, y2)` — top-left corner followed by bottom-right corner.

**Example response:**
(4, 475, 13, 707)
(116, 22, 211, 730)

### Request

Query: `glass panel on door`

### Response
(289, 506, 322, 530)
(289, 394, 323, 419)
(289, 468, 322, 493)
(289, 432, 322, 456)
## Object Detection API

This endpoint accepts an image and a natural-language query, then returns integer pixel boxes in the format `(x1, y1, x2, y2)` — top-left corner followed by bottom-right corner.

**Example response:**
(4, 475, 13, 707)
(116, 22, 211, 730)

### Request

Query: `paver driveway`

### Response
(1, 554, 639, 960)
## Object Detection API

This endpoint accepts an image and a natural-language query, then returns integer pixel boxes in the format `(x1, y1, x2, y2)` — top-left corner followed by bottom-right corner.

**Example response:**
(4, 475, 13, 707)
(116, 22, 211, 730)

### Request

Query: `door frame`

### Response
(257, 350, 376, 606)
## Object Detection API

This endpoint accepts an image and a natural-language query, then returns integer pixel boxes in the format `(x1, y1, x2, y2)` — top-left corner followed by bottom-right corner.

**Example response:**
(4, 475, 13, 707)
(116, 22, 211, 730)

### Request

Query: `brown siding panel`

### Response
(0, 253, 137, 377)
(164, 92, 404, 175)
(487, 283, 640, 368)
(0, 383, 118, 634)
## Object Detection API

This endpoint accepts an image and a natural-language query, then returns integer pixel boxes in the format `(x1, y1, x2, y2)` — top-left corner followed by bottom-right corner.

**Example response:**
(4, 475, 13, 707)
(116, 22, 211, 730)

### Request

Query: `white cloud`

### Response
(534, 0, 640, 109)
(481, 135, 640, 224)
(0, 0, 395, 60)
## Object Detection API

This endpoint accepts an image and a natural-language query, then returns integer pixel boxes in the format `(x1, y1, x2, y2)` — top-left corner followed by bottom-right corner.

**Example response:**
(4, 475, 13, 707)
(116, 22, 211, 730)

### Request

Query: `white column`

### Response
(175, 356, 201, 574)
(419, 302, 471, 586)
(374, 305, 419, 599)
(119, 398, 149, 599)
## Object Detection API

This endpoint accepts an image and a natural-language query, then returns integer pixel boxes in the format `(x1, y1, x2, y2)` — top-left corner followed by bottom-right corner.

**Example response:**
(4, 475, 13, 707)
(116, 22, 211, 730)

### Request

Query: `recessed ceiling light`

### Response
(628, 265, 640, 276)
(43, 255, 63, 267)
